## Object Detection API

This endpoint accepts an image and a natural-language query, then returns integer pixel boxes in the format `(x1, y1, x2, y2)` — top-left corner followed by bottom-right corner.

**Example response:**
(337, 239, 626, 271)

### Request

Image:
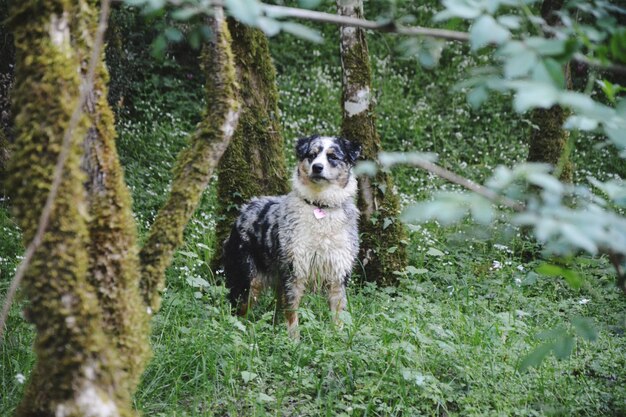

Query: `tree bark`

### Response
(78, 0, 150, 392)
(0, 0, 14, 189)
(211, 21, 289, 271)
(337, 0, 407, 285)
(7, 1, 132, 415)
(527, 0, 573, 182)
(139, 9, 241, 311)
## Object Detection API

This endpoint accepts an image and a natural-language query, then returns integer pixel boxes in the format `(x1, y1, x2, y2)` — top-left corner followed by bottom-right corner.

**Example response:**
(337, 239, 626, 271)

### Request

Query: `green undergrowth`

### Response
(1, 0, 625, 415)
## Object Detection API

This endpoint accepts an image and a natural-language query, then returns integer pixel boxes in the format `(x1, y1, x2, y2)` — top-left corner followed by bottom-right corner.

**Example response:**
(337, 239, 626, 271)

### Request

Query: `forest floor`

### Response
(2, 12, 626, 417)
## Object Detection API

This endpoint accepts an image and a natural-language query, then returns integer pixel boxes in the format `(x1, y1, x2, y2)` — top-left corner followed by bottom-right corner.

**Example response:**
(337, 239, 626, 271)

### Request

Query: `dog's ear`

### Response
(296, 135, 316, 160)
(341, 138, 361, 165)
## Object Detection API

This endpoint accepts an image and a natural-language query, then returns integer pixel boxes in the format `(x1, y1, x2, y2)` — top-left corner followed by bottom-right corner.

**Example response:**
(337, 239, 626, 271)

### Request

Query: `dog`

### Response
(222, 134, 361, 338)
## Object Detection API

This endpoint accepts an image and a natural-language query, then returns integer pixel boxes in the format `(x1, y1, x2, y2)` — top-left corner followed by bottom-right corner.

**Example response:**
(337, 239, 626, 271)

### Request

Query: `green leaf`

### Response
(280, 22, 323, 43)
(504, 49, 537, 79)
(526, 37, 567, 56)
(571, 317, 598, 342)
(150, 33, 168, 58)
(437, 0, 483, 20)
(519, 342, 553, 371)
(257, 393, 275, 403)
(426, 247, 445, 257)
(338, 310, 353, 326)
(468, 85, 489, 109)
(470, 15, 510, 51)
(406, 265, 428, 275)
(171, 7, 199, 21)
(512, 82, 558, 112)
(164, 27, 183, 42)
(469, 199, 494, 225)
(497, 15, 521, 29)
(353, 161, 378, 176)
(401, 200, 467, 225)
(257, 17, 281, 37)
(532, 58, 565, 88)
(605, 125, 626, 150)
(241, 371, 258, 383)
(553, 335, 575, 359)
(559, 224, 598, 254)
(418, 39, 444, 69)
(225, 0, 260, 26)
(148, 0, 165, 10)
(536, 263, 582, 289)
(610, 27, 626, 64)
(564, 115, 598, 131)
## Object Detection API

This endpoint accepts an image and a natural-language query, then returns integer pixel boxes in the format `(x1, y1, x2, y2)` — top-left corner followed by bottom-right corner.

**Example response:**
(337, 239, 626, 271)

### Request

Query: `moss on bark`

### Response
(211, 21, 289, 270)
(527, 0, 573, 182)
(528, 105, 573, 181)
(7, 1, 133, 415)
(78, 0, 150, 391)
(337, 0, 407, 285)
(140, 11, 240, 311)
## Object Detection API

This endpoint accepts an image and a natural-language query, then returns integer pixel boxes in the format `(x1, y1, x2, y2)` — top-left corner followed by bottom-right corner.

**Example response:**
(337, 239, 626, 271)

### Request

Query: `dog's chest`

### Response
(282, 198, 357, 280)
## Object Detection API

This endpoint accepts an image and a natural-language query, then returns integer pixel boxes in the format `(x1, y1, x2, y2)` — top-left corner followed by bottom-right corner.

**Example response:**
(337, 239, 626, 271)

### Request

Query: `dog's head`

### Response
(295, 135, 361, 188)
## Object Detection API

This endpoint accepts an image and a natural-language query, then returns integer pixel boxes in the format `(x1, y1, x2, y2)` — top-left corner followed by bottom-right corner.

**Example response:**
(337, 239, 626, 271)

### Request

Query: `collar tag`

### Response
(313, 207, 327, 219)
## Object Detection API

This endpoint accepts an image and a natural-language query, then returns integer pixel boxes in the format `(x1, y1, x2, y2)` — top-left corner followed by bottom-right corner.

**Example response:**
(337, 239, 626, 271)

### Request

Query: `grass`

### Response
(1, 2, 626, 415)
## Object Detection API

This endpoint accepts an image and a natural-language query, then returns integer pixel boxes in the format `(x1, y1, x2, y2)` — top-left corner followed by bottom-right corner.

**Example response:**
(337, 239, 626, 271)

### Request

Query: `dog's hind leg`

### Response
(223, 225, 258, 315)
(238, 276, 263, 317)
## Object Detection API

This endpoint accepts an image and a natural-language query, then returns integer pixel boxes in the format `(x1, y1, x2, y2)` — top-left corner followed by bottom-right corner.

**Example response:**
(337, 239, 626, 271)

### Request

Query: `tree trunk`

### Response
(139, 10, 241, 311)
(7, 1, 132, 415)
(78, 0, 150, 392)
(337, 0, 407, 285)
(527, 0, 573, 182)
(0, 0, 14, 189)
(211, 21, 289, 271)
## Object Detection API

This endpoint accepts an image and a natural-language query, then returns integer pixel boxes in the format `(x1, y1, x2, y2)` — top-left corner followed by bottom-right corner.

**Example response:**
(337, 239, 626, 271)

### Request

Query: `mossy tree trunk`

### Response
(7, 1, 133, 415)
(337, 0, 407, 285)
(140, 10, 241, 311)
(7, 0, 240, 413)
(0, 0, 14, 189)
(78, 0, 150, 392)
(211, 21, 289, 270)
(527, 0, 573, 182)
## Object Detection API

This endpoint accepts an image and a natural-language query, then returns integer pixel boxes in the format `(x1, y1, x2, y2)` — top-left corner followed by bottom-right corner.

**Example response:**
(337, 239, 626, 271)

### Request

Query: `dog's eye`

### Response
(327, 154, 338, 161)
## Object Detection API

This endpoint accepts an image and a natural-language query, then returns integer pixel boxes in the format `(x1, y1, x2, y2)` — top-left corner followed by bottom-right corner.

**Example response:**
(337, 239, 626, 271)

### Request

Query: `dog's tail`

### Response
(223, 225, 253, 311)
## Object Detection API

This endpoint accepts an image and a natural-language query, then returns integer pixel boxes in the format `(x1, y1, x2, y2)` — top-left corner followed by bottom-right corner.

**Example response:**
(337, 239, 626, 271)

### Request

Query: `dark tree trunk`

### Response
(7, 1, 132, 414)
(211, 21, 289, 271)
(79, 0, 150, 392)
(0, 0, 14, 189)
(527, 0, 573, 182)
(337, 0, 407, 285)
(140, 11, 241, 311)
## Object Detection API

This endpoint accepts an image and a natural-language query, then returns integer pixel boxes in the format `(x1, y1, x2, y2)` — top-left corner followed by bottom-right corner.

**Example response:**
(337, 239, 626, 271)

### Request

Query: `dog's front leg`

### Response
(328, 280, 347, 328)
(285, 279, 305, 340)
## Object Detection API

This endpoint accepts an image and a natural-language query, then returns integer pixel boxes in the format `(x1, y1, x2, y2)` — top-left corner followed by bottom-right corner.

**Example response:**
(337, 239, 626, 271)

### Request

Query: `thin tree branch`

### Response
(262, 4, 470, 42)
(0, 0, 112, 343)
(380, 152, 525, 212)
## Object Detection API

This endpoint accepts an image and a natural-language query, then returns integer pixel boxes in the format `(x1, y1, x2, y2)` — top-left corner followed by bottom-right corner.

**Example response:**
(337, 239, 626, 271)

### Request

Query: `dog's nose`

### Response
(312, 163, 323, 174)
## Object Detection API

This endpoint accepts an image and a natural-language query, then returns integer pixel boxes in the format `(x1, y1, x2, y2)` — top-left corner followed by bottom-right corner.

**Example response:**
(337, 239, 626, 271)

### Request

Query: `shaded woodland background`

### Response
(1, 0, 625, 415)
